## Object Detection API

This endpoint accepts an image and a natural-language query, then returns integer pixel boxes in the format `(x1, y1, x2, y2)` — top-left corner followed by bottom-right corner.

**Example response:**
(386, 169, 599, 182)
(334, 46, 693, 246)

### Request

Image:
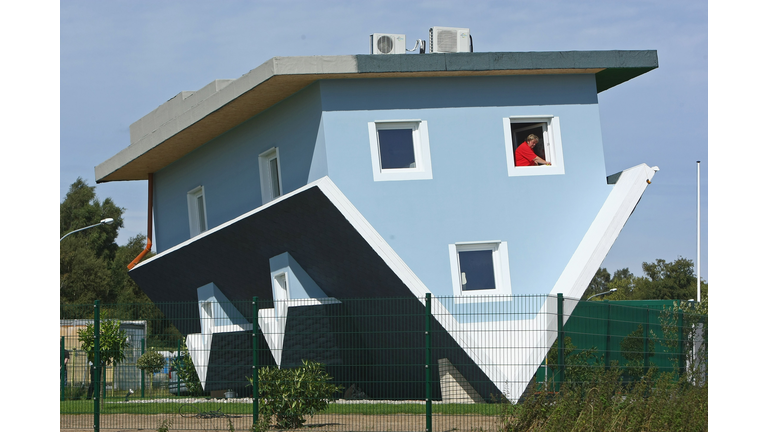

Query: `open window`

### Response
(187, 186, 208, 238)
(503, 116, 565, 176)
(259, 147, 283, 204)
(449, 241, 511, 301)
(368, 120, 433, 181)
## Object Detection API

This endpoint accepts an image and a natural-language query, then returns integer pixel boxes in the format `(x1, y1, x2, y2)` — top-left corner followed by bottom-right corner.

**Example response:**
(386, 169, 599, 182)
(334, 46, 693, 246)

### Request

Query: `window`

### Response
(259, 147, 283, 204)
(449, 241, 511, 300)
(368, 120, 433, 181)
(503, 116, 565, 176)
(187, 186, 208, 238)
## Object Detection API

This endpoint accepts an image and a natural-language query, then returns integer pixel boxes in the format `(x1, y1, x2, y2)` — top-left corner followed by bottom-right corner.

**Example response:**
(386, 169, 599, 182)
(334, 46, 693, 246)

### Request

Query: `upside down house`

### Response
(95, 38, 658, 402)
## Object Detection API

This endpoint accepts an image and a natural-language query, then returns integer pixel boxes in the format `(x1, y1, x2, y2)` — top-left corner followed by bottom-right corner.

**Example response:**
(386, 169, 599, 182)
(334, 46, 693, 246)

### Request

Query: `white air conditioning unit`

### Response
(370, 33, 406, 55)
(429, 27, 471, 53)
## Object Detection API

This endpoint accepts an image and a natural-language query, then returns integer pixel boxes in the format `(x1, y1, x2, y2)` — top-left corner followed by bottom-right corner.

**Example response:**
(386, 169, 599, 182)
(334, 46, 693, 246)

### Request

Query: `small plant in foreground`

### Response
(156, 418, 172, 432)
(247, 359, 342, 429)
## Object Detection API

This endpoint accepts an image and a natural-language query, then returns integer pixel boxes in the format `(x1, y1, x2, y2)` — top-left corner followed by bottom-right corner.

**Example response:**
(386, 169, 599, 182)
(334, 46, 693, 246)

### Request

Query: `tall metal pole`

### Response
(253, 296, 259, 426)
(93, 300, 101, 432)
(697, 161, 701, 303)
(425, 293, 432, 432)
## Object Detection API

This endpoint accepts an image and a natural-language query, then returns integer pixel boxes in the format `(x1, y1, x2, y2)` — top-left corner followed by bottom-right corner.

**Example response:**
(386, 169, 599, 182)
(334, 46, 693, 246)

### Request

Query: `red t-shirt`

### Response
(514, 143, 538, 166)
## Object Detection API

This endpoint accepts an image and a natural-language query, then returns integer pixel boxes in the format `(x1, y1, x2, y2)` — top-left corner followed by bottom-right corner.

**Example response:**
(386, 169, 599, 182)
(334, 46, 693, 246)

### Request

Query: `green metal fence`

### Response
(60, 294, 707, 431)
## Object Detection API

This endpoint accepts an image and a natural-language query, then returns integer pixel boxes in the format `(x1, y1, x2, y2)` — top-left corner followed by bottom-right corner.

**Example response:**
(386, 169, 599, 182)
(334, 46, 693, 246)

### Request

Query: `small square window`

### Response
(503, 116, 565, 176)
(458, 249, 496, 291)
(187, 186, 208, 238)
(449, 242, 511, 301)
(368, 120, 433, 181)
(378, 129, 416, 169)
(259, 147, 283, 204)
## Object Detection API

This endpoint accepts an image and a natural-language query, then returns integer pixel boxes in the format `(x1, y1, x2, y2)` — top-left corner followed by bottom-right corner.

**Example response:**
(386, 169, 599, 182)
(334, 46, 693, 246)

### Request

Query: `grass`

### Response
(60, 398, 506, 416)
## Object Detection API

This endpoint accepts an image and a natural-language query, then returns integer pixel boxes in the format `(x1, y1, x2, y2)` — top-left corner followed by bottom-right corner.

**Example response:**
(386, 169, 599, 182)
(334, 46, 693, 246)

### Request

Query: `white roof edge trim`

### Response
(551, 163, 658, 304)
(315, 179, 431, 299)
(132, 176, 333, 270)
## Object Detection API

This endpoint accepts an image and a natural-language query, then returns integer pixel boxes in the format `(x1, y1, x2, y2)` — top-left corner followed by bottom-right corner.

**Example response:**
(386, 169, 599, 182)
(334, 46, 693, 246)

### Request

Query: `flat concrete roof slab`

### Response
(96, 50, 657, 183)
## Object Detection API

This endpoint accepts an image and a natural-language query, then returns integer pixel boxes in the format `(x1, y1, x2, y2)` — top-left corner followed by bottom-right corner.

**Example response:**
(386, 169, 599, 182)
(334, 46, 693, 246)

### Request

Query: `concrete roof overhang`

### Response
(95, 50, 658, 183)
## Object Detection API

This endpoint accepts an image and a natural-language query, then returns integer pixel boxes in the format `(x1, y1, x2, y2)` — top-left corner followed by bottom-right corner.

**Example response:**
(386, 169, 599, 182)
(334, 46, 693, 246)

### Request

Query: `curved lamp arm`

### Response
(587, 288, 617, 301)
(60, 218, 114, 242)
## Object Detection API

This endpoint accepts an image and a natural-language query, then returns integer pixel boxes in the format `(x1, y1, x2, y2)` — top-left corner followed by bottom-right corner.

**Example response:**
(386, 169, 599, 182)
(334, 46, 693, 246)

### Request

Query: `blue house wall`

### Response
(152, 83, 327, 252)
(152, 74, 614, 297)
(318, 75, 612, 297)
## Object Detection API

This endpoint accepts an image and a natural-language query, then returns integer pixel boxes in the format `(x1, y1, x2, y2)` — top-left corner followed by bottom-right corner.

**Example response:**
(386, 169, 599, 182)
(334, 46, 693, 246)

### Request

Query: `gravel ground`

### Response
(61, 413, 501, 431)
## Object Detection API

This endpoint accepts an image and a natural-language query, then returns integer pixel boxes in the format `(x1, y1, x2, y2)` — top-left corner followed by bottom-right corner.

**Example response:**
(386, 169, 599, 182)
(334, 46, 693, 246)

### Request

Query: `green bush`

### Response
(501, 367, 707, 432)
(137, 351, 166, 393)
(170, 340, 202, 396)
(248, 360, 342, 429)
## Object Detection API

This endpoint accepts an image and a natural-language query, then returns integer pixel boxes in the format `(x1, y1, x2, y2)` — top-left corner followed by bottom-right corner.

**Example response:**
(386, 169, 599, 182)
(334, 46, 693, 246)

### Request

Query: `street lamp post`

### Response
(587, 288, 617, 301)
(60, 218, 114, 242)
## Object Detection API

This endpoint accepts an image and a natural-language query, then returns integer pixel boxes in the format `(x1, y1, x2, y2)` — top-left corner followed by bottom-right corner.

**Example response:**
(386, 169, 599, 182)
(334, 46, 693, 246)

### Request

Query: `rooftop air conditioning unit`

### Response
(370, 33, 406, 55)
(429, 27, 471, 53)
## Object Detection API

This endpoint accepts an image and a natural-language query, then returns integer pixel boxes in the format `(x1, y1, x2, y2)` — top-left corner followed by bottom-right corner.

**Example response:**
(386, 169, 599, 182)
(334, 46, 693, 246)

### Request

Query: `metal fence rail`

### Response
(60, 294, 707, 431)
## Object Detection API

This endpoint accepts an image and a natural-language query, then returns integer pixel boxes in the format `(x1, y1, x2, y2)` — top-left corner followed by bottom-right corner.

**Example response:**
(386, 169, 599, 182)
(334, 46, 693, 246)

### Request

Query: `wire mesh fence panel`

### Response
(60, 295, 707, 431)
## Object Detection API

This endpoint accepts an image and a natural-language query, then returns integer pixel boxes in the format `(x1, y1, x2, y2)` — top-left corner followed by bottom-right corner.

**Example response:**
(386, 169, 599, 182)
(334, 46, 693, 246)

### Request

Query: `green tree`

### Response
(581, 267, 610, 300)
(77, 319, 129, 366)
(137, 351, 166, 394)
(60, 177, 124, 262)
(77, 318, 130, 398)
(584, 257, 707, 301)
(60, 238, 112, 304)
(60, 178, 125, 306)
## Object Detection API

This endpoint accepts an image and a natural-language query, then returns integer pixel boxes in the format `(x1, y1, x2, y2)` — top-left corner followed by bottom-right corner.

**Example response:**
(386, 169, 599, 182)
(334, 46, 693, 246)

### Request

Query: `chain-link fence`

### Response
(60, 294, 707, 431)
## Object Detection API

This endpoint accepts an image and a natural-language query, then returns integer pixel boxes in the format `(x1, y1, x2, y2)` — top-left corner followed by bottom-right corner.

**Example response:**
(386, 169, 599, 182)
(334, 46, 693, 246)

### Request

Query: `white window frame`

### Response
(259, 147, 283, 204)
(503, 115, 565, 176)
(448, 241, 512, 302)
(368, 120, 433, 181)
(187, 186, 208, 238)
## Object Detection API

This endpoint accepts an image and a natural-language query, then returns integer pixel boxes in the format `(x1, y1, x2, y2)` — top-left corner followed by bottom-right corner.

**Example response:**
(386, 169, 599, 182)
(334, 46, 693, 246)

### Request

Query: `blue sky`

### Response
(58, 0, 707, 280)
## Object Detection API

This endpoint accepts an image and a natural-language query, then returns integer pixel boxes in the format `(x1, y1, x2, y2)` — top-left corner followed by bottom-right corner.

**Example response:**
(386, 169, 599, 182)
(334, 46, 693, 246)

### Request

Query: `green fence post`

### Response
(252, 296, 259, 426)
(604, 303, 611, 369)
(678, 310, 685, 377)
(643, 307, 650, 375)
(141, 338, 145, 398)
(557, 293, 565, 391)
(425, 293, 432, 432)
(176, 339, 182, 397)
(61, 336, 66, 401)
(94, 300, 101, 432)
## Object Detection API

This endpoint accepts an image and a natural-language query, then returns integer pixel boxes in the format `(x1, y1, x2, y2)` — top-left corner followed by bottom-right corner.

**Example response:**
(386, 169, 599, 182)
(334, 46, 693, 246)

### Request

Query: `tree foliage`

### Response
(60, 178, 156, 307)
(77, 319, 129, 366)
(60, 178, 181, 345)
(582, 257, 708, 301)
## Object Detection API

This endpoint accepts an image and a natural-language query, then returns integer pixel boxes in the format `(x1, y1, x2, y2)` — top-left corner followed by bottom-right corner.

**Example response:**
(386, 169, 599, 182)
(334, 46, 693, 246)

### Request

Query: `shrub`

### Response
(170, 340, 202, 396)
(248, 359, 342, 429)
(137, 351, 166, 393)
(501, 366, 707, 432)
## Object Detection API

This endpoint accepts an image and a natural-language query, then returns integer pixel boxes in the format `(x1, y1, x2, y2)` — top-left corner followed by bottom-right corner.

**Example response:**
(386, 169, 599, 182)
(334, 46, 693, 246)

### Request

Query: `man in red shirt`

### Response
(514, 134, 551, 166)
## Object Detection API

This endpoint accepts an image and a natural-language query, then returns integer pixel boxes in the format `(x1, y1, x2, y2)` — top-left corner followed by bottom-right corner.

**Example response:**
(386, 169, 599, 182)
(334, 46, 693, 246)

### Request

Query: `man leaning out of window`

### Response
(514, 134, 551, 166)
